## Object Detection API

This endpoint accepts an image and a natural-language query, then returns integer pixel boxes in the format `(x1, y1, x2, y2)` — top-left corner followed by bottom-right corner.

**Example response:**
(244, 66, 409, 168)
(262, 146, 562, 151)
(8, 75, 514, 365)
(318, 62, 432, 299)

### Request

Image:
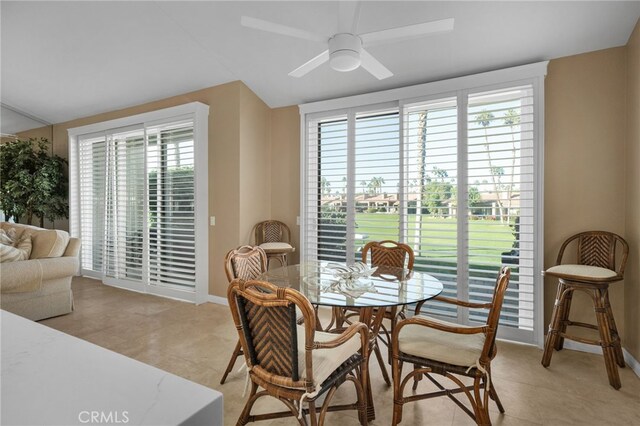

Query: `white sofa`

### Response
(0, 222, 80, 321)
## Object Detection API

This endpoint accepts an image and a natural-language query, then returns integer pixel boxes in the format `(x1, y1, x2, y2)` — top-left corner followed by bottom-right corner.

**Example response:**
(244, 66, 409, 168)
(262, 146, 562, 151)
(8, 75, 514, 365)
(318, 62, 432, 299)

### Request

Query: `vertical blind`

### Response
(78, 119, 197, 292)
(303, 83, 539, 342)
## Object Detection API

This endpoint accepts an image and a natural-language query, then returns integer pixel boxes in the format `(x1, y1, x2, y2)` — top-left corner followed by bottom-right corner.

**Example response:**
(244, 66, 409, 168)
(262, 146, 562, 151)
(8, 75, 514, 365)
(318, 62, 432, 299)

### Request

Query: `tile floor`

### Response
(40, 277, 640, 426)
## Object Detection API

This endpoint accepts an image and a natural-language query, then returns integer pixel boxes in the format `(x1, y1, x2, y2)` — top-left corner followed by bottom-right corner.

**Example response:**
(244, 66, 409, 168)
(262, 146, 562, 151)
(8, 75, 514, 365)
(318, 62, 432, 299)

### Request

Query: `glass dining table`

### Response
(258, 260, 444, 421)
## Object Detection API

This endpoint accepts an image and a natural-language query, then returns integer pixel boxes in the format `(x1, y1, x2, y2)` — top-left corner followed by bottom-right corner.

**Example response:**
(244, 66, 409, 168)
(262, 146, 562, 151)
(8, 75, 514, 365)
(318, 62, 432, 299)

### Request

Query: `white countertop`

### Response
(0, 310, 223, 426)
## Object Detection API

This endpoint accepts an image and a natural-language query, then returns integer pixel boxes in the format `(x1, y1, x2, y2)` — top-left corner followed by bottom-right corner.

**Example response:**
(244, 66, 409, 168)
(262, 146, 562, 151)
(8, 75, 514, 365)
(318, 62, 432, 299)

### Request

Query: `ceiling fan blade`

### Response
(241, 16, 326, 43)
(360, 18, 454, 46)
(338, 1, 361, 33)
(360, 49, 393, 80)
(289, 50, 330, 78)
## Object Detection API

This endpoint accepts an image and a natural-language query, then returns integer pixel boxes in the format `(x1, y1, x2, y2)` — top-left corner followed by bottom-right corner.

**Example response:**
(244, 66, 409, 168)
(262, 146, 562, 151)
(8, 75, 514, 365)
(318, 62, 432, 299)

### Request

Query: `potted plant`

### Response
(0, 137, 68, 227)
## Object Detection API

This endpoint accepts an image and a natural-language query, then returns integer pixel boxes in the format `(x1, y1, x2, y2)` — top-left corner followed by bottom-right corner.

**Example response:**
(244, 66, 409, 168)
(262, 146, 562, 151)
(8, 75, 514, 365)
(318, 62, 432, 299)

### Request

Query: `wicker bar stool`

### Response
(541, 231, 629, 389)
(252, 220, 295, 269)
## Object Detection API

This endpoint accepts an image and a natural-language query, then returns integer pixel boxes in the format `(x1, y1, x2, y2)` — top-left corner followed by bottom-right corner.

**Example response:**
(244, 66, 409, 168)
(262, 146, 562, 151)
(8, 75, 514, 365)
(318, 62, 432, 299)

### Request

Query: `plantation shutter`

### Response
(353, 108, 400, 259)
(77, 120, 197, 291)
(102, 127, 146, 283)
(301, 73, 543, 343)
(466, 85, 535, 335)
(304, 113, 348, 262)
(402, 98, 459, 318)
(147, 120, 196, 289)
(78, 134, 107, 276)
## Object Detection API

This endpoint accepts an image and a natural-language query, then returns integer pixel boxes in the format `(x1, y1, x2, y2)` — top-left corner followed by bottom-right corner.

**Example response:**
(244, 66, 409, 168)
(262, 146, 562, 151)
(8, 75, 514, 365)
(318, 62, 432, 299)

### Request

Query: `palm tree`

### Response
(503, 108, 521, 222)
(360, 180, 368, 195)
(320, 176, 331, 196)
(369, 176, 385, 194)
(476, 110, 506, 222)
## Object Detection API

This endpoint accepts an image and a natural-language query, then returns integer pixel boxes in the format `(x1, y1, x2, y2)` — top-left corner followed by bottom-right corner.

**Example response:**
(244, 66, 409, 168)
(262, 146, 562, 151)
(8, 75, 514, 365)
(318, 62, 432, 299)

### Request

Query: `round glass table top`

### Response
(257, 261, 443, 308)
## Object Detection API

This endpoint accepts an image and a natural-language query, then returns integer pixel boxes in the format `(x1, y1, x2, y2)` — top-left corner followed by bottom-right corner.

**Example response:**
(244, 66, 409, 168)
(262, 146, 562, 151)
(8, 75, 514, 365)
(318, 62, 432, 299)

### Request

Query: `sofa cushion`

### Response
(0, 228, 17, 245)
(0, 223, 70, 259)
(30, 229, 70, 259)
(0, 234, 32, 263)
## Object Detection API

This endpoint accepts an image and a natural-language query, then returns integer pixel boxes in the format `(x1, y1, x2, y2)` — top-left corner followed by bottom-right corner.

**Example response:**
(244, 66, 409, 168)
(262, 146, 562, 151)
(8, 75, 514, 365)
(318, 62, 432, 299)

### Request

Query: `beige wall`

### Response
(17, 81, 272, 298)
(238, 84, 272, 245)
(270, 106, 301, 264)
(624, 19, 640, 360)
(544, 47, 628, 338)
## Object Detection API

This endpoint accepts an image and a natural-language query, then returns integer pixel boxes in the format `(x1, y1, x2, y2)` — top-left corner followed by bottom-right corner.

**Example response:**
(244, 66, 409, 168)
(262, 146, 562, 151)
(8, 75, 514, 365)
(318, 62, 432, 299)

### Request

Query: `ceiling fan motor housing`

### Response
(329, 33, 363, 72)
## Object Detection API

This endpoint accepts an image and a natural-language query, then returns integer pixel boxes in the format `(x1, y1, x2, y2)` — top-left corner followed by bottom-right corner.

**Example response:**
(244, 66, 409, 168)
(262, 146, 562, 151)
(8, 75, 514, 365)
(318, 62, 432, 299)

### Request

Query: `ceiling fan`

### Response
(241, 2, 454, 80)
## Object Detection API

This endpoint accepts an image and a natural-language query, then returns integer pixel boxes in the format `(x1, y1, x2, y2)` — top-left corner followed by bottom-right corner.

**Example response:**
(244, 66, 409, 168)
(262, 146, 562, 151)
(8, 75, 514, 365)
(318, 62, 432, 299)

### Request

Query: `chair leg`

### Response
(308, 400, 317, 426)
(220, 339, 243, 384)
(374, 343, 391, 386)
(542, 283, 569, 367)
(238, 381, 259, 425)
(473, 376, 491, 426)
(594, 288, 622, 390)
(604, 290, 625, 368)
(391, 356, 403, 425)
(555, 283, 573, 351)
(411, 364, 423, 391)
(489, 383, 505, 413)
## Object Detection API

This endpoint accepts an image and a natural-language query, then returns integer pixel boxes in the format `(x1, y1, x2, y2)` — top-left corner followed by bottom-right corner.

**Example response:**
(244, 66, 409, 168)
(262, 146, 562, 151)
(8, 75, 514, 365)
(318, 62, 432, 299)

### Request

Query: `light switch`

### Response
(296, 216, 300, 226)
(210, 216, 216, 226)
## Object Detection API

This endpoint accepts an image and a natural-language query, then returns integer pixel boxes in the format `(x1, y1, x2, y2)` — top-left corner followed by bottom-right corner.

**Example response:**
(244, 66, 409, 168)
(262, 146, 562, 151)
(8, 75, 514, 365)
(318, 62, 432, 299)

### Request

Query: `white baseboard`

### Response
(207, 295, 229, 306)
(562, 341, 640, 378)
(623, 348, 640, 378)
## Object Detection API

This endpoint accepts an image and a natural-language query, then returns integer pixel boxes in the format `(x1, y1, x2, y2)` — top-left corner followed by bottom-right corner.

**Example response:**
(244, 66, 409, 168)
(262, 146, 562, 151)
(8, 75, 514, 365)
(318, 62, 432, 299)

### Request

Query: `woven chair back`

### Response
(254, 220, 291, 245)
(224, 245, 268, 283)
(557, 231, 629, 276)
(240, 297, 299, 379)
(227, 280, 316, 389)
(578, 233, 616, 270)
(362, 240, 415, 270)
(481, 266, 511, 361)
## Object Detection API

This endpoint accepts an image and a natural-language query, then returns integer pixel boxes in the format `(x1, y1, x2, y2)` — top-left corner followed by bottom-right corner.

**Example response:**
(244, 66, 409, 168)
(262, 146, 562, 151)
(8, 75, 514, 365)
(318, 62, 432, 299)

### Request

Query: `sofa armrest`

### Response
(38, 256, 79, 281)
(63, 238, 81, 258)
(1, 257, 79, 294)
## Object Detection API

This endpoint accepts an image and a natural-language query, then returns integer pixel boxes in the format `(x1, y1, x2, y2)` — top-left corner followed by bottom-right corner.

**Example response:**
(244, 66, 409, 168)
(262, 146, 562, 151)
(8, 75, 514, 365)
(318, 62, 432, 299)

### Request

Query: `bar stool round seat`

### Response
(541, 231, 629, 390)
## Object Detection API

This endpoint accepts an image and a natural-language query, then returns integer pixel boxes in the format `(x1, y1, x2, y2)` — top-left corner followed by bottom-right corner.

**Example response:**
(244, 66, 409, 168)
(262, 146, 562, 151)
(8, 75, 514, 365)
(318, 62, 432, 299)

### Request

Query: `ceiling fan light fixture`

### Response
(330, 50, 361, 72)
(328, 33, 362, 72)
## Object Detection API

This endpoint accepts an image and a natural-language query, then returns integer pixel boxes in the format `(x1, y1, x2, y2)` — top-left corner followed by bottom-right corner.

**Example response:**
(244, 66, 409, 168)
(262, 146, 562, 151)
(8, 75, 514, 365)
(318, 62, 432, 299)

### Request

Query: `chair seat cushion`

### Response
(397, 315, 485, 368)
(545, 264, 617, 280)
(260, 242, 295, 253)
(296, 325, 361, 387)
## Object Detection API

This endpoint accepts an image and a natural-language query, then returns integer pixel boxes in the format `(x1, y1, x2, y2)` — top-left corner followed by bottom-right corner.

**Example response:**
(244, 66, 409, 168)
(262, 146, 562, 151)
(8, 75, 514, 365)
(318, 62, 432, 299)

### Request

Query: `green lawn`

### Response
(355, 213, 515, 265)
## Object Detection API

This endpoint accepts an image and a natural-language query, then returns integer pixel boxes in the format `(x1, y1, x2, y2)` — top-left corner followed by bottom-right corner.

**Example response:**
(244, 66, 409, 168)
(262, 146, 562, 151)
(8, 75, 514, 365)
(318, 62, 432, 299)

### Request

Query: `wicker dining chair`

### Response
(391, 267, 511, 426)
(252, 220, 295, 268)
(542, 231, 628, 389)
(220, 245, 268, 385)
(228, 279, 370, 425)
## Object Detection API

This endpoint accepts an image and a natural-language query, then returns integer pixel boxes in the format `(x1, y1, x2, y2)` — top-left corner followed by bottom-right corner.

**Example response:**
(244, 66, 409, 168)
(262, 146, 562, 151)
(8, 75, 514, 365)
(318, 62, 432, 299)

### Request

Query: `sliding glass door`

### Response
(77, 119, 199, 298)
(302, 83, 540, 343)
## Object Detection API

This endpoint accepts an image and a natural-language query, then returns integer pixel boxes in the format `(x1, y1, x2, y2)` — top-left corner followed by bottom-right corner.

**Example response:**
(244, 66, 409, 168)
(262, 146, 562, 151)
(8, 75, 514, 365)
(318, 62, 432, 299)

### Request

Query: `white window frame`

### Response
(299, 62, 547, 347)
(68, 102, 209, 304)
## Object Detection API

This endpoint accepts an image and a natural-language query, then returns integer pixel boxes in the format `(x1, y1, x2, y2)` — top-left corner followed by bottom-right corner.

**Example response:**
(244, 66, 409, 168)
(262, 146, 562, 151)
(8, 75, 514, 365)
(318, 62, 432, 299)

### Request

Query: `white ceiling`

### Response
(1, 1, 639, 133)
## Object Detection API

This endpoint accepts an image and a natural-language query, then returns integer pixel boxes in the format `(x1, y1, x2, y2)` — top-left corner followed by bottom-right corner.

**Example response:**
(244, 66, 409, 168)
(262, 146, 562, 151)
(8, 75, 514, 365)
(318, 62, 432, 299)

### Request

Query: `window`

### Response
(69, 103, 209, 303)
(301, 63, 546, 344)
